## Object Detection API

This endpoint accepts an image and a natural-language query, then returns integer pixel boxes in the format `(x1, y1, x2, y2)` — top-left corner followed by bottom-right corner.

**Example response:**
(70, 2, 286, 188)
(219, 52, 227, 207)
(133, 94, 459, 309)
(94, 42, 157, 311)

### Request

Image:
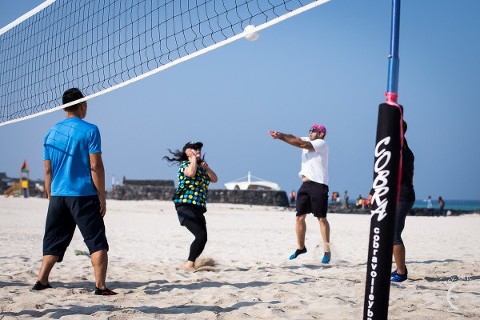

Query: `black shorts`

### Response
(296, 182, 329, 218)
(43, 196, 109, 262)
(175, 204, 207, 226)
(393, 200, 414, 245)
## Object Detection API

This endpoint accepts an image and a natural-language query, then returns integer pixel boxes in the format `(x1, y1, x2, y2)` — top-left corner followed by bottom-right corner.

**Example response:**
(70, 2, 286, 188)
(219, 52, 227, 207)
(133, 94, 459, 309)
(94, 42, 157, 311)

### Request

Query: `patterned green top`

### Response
(173, 160, 210, 208)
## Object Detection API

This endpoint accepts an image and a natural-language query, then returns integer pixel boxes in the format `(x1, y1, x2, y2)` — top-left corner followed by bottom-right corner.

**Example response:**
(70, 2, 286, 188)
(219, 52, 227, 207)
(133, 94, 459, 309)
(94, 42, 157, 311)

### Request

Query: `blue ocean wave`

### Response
(414, 199, 480, 211)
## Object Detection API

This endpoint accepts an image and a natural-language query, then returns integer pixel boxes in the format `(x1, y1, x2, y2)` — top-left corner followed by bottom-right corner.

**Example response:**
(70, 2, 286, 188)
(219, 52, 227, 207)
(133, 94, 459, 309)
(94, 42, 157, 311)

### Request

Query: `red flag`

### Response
(21, 160, 29, 172)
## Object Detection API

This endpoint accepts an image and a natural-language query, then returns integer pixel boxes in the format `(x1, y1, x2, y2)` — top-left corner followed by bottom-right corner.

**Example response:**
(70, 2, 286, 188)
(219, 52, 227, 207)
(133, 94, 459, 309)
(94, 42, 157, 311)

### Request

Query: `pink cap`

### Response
(310, 124, 327, 134)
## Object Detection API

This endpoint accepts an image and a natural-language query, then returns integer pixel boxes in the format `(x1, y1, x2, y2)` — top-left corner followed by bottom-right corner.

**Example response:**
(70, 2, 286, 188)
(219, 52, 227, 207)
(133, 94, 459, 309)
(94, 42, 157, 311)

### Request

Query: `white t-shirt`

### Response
(298, 137, 329, 185)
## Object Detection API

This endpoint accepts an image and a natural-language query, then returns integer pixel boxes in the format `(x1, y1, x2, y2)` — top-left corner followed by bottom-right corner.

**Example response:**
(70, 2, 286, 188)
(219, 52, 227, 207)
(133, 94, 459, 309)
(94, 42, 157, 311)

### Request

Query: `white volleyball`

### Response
(244, 25, 260, 41)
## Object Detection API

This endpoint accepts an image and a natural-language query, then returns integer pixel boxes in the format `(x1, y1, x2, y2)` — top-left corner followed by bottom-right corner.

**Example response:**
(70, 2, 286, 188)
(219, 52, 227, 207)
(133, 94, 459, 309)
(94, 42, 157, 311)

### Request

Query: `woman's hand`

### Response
(184, 148, 198, 177)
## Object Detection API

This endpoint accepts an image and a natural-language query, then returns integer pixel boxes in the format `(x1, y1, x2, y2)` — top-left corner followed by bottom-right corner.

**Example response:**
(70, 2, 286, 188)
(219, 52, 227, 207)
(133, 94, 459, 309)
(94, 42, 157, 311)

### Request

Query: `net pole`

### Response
(386, 0, 401, 103)
(363, 0, 402, 319)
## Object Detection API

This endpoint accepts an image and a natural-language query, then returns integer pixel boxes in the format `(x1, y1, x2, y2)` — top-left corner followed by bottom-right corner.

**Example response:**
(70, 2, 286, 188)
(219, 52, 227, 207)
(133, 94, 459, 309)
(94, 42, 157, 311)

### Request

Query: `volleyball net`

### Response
(0, 0, 330, 126)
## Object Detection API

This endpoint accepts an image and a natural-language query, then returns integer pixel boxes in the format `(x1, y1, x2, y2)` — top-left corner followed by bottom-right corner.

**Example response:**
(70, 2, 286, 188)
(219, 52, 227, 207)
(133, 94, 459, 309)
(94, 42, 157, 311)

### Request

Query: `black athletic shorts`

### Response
(393, 200, 415, 245)
(175, 204, 207, 226)
(43, 196, 109, 262)
(295, 181, 329, 218)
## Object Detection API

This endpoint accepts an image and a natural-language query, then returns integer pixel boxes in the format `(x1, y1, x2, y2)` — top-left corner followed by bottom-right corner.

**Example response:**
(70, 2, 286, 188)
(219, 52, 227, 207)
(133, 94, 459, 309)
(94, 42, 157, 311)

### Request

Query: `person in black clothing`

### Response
(163, 142, 218, 270)
(367, 119, 415, 282)
(438, 196, 446, 217)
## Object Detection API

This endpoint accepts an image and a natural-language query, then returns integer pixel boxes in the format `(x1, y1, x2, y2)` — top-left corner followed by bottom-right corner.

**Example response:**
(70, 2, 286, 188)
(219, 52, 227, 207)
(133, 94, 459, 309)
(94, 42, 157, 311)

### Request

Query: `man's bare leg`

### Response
(90, 249, 117, 295)
(91, 249, 108, 290)
(318, 217, 331, 263)
(318, 217, 331, 252)
(393, 244, 406, 274)
(36, 255, 58, 286)
(295, 214, 307, 249)
(289, 214, 308, 260)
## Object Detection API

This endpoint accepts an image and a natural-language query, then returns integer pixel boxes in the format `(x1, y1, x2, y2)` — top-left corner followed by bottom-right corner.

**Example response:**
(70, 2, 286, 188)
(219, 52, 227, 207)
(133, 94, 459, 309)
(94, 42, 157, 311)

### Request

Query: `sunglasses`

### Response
(309, 128, 317, 133)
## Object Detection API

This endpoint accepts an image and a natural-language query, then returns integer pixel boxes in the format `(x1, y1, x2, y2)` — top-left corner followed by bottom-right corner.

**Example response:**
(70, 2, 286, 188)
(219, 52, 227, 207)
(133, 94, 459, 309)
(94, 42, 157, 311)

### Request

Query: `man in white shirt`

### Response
(269, 124, 331, 264)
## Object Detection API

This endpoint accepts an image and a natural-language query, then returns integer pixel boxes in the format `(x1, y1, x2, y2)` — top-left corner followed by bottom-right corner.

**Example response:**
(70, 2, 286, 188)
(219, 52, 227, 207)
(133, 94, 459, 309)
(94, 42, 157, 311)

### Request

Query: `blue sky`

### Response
(1, 0, 479, 201)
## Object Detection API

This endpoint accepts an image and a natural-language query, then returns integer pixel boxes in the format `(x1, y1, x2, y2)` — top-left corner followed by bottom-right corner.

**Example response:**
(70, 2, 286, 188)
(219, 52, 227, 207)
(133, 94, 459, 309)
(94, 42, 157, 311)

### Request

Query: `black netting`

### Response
(0, 0, 322, 125)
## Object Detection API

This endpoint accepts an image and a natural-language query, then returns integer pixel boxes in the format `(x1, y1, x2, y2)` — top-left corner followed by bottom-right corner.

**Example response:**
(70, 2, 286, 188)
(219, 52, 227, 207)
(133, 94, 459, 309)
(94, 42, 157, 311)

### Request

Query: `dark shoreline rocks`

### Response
(2, 174, 477, 215)
(108, 179, 478, 215)
(109, 184, 290, 207)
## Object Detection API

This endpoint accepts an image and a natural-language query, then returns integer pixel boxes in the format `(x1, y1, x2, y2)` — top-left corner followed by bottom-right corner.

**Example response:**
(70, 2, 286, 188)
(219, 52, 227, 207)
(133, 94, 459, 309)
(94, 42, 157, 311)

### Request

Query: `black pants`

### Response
(44, 196, 108, 262)
(182, 218, 208, 262)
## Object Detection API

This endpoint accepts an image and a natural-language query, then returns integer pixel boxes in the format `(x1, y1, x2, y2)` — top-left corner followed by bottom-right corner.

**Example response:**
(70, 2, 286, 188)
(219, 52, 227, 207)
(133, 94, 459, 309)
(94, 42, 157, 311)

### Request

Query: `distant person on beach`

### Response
(331, 191, 339, 204)
(438, 196, 445, 217)
(425, 195, 434, 216)
(356, 195, 363, 209)
(163, 142, 218, 270)
(289, 191, 296, 206)
(367, 119, 415, 283)
(33, 88, 116, 295)
(342, 190, 349, 208)
(269, 124, 331, 264)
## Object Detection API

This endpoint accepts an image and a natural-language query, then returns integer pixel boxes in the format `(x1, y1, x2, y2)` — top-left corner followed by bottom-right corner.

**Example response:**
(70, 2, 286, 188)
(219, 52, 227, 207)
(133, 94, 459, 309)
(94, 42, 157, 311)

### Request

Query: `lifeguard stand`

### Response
(20, 160, 30, 198)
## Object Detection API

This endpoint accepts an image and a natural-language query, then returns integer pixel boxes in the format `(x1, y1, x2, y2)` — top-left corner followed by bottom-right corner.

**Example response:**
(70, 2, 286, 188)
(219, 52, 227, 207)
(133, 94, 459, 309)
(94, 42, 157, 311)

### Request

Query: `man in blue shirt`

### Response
(32, 88, 116, 295)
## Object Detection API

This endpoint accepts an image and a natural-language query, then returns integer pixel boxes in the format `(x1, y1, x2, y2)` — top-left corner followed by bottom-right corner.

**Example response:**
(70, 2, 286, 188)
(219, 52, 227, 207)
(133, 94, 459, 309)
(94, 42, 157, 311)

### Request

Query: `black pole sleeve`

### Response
(363, 103, 401, 320)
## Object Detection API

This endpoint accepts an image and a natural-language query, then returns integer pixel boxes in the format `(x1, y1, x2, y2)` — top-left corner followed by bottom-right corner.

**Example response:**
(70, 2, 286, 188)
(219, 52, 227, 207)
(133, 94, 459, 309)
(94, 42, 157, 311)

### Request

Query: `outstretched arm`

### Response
(268, 130, 314, 151)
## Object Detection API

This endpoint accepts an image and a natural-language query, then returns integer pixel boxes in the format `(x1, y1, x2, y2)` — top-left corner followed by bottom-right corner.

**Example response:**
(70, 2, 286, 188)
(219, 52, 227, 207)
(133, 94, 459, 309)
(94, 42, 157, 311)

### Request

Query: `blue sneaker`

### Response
(391, 268, 408, 282)
(321, 252, 331, 264)
(289, 247, 307, 260)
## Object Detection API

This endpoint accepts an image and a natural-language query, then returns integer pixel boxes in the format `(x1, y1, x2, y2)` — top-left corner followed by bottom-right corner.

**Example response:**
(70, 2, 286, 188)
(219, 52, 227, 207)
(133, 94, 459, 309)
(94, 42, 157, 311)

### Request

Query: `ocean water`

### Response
(414, 199, 480, 211)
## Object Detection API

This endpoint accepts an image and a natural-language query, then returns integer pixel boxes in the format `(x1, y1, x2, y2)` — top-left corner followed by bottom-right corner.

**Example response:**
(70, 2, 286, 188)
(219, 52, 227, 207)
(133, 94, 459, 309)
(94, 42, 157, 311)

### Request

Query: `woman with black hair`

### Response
(163, 141, 218, 270)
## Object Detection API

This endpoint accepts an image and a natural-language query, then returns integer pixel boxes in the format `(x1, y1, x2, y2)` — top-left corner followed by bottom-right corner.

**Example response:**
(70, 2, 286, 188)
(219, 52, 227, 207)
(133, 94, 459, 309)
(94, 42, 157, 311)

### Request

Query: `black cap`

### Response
(183, 141, 203, 152)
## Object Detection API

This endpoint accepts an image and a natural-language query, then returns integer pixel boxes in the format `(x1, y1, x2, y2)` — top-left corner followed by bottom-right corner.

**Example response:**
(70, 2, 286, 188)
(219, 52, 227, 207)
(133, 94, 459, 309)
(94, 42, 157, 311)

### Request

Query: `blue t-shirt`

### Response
(44, 117, 101, 196)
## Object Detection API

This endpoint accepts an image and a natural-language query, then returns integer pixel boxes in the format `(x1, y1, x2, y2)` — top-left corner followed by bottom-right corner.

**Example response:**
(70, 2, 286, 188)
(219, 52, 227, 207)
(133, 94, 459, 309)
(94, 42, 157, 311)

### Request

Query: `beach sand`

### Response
(0, 197, 478, 319)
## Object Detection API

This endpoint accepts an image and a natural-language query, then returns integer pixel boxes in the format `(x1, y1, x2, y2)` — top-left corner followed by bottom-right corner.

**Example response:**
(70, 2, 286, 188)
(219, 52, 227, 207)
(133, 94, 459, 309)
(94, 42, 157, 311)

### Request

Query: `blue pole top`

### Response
(386, 0, 401, 103)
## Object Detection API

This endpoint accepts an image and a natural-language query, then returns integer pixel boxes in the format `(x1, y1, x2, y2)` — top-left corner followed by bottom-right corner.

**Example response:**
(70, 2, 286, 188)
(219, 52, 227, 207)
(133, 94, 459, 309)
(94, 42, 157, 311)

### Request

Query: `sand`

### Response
(0, 197, 479, 319)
